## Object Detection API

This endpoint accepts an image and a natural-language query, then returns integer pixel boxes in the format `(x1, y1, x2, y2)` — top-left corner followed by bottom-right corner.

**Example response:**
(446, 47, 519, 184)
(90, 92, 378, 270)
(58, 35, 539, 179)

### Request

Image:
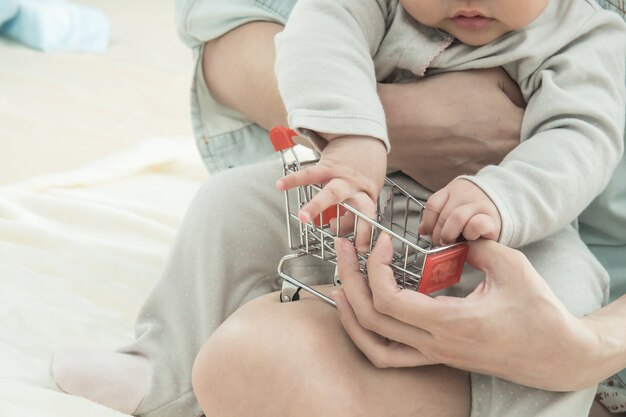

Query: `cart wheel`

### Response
(280, 279, 302, 303)
(333, 265, 341, 286)
(279, 288, 301, 303)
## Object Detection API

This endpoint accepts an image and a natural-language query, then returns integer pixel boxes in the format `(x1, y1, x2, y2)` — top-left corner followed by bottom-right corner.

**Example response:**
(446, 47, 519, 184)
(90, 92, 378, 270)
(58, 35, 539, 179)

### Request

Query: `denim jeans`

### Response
(176, 0, 298, 174)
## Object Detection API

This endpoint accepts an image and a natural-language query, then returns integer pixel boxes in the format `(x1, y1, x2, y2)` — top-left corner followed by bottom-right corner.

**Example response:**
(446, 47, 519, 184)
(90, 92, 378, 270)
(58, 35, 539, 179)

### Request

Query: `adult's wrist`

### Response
(578, 295, 626, 387)
(540, 302, 626, 392)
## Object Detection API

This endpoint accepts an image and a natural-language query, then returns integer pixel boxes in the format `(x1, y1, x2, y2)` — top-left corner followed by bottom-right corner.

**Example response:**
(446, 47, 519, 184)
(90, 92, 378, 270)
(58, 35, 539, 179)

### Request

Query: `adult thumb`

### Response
(336, 237, 362, 277)
(465, 239, 523, 282)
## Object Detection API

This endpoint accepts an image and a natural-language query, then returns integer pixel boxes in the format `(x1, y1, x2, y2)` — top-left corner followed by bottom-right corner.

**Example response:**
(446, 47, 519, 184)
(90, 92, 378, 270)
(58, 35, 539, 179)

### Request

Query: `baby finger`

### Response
(276, 163, 333, 191)
(299, 178, 352, 223)
(418, 188, 449, 237)
(463, 213, 499, 241)
(439, 203, 480, 244)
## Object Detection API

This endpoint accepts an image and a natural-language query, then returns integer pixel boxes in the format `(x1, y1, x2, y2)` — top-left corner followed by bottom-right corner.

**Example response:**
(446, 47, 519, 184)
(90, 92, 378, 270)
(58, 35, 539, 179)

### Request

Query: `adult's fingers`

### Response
(335, 237, 434, 346)
(333, 289, 436, 368)
(335, 237, 376, 316)
(349, 194, 377, 252)
(364, 234, 458, 331)
(335, 237, 372, 298)
(363, 232, 395, 281)
(368, 238, 528, 329)
(465, 239, 526, 282)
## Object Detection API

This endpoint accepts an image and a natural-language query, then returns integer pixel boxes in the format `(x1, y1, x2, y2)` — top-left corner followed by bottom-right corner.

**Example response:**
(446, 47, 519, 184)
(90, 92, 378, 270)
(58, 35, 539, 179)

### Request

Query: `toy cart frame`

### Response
(270, 127, 468, 307)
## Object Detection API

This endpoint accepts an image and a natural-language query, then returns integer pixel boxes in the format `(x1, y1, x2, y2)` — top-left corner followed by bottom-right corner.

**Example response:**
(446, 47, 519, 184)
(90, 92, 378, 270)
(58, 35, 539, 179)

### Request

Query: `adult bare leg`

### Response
(192, 289, 471, 417)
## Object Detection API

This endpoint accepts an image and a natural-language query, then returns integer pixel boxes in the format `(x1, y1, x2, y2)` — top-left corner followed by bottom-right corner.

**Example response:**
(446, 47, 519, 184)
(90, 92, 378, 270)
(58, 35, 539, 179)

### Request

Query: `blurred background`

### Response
(1, 0, 194, 184)
(0, 1, 208, 415)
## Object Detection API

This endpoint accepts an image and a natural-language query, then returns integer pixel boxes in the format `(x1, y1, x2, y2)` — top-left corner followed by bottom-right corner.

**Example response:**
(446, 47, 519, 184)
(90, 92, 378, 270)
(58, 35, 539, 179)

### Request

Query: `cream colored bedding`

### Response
(0, 0, 207, 414)
(0, 139, 206, 416)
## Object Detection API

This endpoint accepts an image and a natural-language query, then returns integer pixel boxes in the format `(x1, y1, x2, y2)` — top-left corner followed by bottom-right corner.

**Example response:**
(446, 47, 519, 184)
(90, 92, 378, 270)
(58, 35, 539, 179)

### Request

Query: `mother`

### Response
(52, 0, 626, 416)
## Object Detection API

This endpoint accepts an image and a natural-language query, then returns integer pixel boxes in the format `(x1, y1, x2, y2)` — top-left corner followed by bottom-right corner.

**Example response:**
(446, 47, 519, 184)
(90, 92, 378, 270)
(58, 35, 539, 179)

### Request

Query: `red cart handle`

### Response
(269, 126, 298, 151)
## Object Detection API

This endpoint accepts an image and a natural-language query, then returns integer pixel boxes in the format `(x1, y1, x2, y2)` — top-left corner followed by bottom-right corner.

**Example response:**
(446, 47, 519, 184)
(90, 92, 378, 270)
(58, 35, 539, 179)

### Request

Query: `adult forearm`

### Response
(379, 70, 524, 190)
(202, 21, 287, 131)
(581, 294, 626, 387)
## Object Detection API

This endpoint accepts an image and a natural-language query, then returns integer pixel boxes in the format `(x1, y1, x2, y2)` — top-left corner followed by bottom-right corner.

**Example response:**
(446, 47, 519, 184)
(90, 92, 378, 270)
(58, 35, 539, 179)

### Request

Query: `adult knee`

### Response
(191, 295, 305, 417)
(191, 292, 365, 417)
(191, 312, 264, 417)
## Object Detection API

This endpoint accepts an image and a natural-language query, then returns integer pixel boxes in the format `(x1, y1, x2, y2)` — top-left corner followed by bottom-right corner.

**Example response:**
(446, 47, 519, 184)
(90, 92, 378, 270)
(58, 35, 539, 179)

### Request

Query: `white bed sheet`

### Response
(0, 138, 207, 416)
(0, 0, 207, 413)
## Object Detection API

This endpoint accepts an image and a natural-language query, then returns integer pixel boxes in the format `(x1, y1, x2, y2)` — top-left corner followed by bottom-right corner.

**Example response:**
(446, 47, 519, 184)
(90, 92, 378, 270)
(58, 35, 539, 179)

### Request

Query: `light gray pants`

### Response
(121, 160, 608, 417)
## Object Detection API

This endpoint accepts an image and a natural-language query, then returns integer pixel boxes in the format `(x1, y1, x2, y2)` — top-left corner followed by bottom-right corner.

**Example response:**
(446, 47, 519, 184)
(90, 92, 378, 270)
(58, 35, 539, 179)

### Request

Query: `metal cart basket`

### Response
(269, 126, 468, 307)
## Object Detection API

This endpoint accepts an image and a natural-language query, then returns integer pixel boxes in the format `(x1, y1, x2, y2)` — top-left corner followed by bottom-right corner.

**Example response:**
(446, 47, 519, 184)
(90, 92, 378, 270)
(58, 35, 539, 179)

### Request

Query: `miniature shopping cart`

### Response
(269, 126, 469, 307)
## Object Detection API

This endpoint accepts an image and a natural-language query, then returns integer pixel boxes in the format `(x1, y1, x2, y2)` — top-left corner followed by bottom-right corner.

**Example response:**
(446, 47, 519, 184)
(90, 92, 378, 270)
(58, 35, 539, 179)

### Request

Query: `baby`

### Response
(274, 0, 626, 416)
(275, 0, 625, 249)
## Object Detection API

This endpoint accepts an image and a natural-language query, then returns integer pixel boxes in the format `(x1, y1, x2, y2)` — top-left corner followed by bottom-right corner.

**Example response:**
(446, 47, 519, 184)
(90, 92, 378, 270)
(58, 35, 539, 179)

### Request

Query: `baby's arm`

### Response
(274, 0, 391, 237)
(430, 14, 626, 248)
(276, 135, 386, 223)
(275, 0, 390, 151)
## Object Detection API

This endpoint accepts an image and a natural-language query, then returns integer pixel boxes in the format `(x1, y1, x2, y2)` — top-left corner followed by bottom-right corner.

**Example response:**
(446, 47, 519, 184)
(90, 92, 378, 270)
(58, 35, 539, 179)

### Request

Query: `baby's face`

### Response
(401, 0, 549, 45)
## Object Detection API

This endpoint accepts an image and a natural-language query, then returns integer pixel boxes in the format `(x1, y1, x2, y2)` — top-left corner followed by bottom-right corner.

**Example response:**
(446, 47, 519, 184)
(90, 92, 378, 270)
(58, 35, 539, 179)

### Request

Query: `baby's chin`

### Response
(440, 23, 509, 46)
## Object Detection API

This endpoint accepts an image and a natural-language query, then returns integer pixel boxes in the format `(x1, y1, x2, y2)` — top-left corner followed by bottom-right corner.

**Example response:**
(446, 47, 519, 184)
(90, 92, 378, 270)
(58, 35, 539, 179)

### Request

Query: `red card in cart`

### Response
(314, 205, 347, 227)
(419, 244, 468, 294)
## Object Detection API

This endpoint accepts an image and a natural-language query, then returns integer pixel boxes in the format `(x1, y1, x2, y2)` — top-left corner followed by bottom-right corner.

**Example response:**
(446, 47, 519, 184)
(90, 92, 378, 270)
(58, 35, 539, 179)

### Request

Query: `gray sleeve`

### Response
(274, 0, 391, 151)
(461, 13, 626, 248)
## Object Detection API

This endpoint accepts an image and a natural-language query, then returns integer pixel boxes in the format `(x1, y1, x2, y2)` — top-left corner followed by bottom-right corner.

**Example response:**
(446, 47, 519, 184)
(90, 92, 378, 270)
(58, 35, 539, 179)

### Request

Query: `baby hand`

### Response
(419, 179, 501, 246)
(276, 135, 387, 249)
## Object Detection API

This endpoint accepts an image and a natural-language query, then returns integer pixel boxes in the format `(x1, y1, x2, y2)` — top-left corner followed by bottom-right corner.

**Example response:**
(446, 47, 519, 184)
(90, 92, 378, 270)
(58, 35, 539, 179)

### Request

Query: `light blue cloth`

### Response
(0, 0, 109, 53)
(0, 0, 18, 27)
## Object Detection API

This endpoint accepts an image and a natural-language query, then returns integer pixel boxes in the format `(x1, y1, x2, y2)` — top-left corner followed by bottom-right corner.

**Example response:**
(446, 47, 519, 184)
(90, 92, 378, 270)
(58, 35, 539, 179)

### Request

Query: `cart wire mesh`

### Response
(270, 127, 468, 306)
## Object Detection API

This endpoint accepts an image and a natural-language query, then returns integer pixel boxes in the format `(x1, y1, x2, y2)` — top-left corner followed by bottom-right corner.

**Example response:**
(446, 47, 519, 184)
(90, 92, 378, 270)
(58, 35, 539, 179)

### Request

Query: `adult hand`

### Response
(381, 67, 525, 191)
(332, 235, 604, 392)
